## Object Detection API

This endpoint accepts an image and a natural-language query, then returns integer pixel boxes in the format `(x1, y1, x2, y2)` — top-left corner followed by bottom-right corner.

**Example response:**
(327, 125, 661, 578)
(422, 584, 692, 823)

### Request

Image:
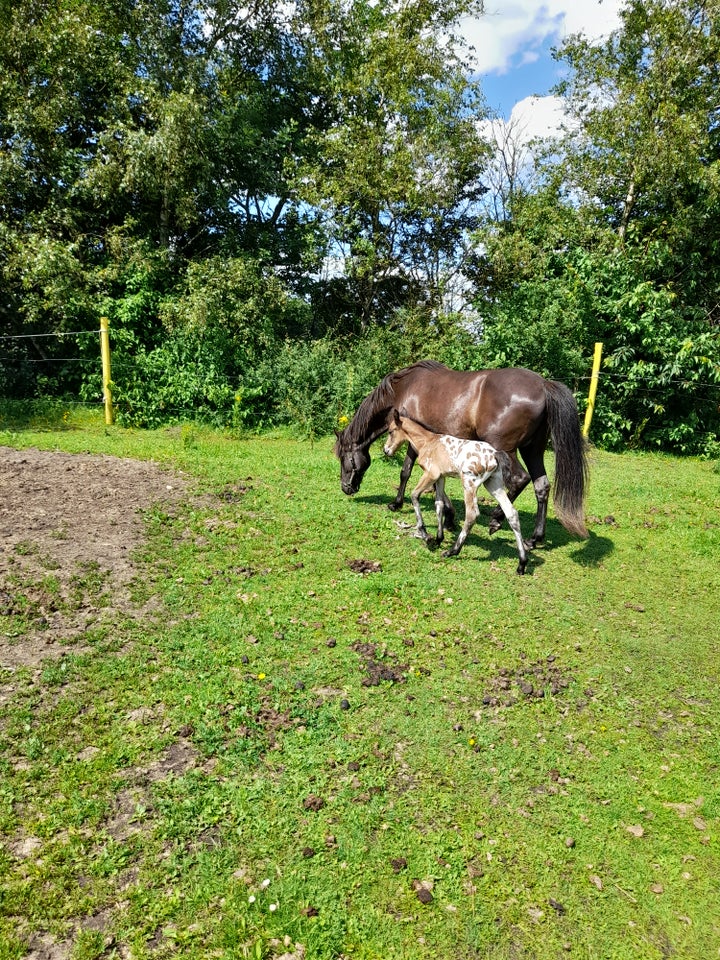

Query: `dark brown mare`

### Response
(333, 360, 589, 547)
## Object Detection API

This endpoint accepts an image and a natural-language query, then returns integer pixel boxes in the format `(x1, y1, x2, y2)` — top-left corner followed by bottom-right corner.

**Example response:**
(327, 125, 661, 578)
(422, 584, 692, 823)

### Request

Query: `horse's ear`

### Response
(393, 408, 401, 424)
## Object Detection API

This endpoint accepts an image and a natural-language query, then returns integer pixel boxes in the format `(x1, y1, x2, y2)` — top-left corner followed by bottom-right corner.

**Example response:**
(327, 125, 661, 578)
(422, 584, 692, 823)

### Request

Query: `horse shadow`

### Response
(356, 493, 614, 569)
(567, 530, 614, 566)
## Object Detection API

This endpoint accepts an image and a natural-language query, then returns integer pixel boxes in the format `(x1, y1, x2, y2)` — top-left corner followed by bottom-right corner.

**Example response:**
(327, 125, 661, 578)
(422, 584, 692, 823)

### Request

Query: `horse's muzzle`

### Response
(341, 481, 357, 496)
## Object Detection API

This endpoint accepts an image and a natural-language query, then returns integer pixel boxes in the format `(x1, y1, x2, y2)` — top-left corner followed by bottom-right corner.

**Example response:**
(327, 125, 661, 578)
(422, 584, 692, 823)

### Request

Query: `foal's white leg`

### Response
(410, 472, 437, 541)
(443, 478, 480, 557)
(484, 472, 528, 574)
(434, 477, 446, 543)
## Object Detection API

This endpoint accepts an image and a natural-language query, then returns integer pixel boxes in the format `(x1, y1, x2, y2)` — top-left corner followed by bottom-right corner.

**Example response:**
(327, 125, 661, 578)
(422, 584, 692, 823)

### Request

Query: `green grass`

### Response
(1, 411, 719, 959)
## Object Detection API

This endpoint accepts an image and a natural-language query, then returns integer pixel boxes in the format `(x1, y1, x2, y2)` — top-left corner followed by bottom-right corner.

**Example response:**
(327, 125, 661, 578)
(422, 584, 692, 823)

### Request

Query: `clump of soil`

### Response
(351, 641, 408, 686)
(0, 445, 190, 672)
(347, 559, 382, 574)
(481, 656, 573, 708)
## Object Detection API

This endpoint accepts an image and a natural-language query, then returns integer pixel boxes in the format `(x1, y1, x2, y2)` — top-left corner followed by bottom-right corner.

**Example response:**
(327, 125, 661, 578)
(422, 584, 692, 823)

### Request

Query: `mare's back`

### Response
(396, 366, 546, 441)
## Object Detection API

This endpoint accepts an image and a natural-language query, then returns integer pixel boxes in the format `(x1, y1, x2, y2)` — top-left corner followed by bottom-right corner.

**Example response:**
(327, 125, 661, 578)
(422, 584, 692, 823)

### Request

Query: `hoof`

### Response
(387, 501, 403, 512)
(442, 549, 459, 558)
(516, 563, 527, 575)
(488, 519, 502, 536)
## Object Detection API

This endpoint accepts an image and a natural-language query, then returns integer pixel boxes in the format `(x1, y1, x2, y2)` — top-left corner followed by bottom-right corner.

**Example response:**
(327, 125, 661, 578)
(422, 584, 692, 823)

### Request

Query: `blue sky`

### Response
(479, 33, 567, 117)
(460, 0, 625, 128)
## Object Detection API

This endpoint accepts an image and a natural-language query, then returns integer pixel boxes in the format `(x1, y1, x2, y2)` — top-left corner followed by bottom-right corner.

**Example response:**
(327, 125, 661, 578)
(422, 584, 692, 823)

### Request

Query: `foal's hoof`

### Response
(516, 562, 527, 575)
(488, 518, 502, 536)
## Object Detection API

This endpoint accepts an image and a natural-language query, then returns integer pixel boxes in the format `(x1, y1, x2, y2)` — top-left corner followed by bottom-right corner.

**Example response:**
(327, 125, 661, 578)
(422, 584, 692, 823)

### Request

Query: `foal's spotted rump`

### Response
(440, 436, 498, 481)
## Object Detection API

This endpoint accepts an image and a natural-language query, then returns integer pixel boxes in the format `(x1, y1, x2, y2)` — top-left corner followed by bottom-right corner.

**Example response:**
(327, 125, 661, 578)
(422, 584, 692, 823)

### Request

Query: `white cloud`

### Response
(478, 96, 572, 156)
(461, 0, 624, 75)
(507, 94, 570, 143)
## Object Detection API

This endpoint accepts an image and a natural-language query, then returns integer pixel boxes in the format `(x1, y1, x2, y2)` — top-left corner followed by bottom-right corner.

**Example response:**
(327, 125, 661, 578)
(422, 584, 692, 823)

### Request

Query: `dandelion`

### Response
(468, 738, 476, 746)
(257, 673, 266, 681)
(260, 878, 271, 889)
(338, 414, 349, 427)
(248, 895, 256, 904)
(269, 903, 278, 912)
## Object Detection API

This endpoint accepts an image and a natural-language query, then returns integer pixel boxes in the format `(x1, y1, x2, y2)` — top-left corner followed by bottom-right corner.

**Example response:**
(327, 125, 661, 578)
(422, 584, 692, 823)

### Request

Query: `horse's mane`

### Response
(334, 360, 448, 454)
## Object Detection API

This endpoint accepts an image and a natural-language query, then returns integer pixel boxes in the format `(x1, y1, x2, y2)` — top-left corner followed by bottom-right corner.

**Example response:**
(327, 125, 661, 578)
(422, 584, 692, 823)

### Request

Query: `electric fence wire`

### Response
(1, 330, 718, 421)
(0, 330, 101, 339)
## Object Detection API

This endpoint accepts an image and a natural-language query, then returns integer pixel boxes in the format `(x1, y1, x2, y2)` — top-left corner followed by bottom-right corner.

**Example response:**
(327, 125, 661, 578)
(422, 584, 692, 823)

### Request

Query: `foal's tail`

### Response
(495, 449, 514, 489)
(545, 381, 589, 539)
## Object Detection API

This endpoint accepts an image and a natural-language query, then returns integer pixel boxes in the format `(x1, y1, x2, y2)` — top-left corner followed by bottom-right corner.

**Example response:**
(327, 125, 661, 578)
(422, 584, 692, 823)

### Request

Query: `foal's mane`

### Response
(335, 360, 447, 454)
(395, 408, 438, 436)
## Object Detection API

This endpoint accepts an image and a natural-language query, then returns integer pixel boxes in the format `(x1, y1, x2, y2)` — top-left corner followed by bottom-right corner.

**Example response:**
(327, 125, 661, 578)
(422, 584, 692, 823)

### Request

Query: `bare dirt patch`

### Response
(0, 445, 190, 672)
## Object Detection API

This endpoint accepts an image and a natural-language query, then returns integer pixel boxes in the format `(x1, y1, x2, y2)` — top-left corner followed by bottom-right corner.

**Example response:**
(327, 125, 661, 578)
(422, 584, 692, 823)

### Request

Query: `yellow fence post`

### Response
(100, 316, 114, 425)
(582, 342, 603, 439)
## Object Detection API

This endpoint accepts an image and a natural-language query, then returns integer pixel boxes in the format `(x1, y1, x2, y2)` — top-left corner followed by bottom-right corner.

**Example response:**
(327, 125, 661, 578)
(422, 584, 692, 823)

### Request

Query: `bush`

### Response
(474, 243, 720, 457)
(104, 334, 237, 429)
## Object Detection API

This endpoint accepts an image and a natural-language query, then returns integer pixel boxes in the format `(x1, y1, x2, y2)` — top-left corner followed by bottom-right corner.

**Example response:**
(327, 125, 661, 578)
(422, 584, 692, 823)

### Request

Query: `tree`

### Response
(291, 0, 489, 330)
(555, 0, 720, 304)
(470, 0, 720, 455)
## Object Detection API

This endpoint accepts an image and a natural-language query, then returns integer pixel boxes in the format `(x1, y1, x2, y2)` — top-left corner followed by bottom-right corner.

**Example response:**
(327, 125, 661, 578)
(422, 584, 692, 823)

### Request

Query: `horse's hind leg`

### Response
(485, 473, 528, 574)
(434, 476, 447, 543)
(443, 482, 479, 557)
(518, 440, 550, 548)
(526, 474, 550, 547)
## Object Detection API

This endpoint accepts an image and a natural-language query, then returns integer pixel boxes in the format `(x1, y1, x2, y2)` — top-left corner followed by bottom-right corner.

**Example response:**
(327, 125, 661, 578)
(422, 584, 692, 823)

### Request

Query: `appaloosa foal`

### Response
(383, 409, 528, 574)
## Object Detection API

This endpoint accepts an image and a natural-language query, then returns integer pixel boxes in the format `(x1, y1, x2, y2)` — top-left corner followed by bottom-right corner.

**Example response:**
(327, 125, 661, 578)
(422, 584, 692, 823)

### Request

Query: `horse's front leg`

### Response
(388, 446, 417, 512)
(440, 484, 456, 531)
(409, 473, 437, 542)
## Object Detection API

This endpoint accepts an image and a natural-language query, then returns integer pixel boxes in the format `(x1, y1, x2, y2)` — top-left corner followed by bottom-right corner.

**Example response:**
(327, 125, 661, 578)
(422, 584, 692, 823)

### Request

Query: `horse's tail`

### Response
(545, 381, 589, 539)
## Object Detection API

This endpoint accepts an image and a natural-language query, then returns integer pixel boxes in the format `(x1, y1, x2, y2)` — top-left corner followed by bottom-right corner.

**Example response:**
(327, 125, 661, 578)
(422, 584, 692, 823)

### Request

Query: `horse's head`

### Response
(334, 434, 371, 495)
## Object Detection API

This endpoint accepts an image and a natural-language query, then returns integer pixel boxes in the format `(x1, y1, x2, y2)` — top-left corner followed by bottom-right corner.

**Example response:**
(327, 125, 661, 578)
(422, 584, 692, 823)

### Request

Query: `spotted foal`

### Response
(383, 409, 528, 574)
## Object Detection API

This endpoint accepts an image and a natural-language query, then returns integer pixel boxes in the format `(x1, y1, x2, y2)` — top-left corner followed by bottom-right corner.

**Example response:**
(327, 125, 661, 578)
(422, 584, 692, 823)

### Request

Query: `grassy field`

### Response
(1, 409, 719, 959)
